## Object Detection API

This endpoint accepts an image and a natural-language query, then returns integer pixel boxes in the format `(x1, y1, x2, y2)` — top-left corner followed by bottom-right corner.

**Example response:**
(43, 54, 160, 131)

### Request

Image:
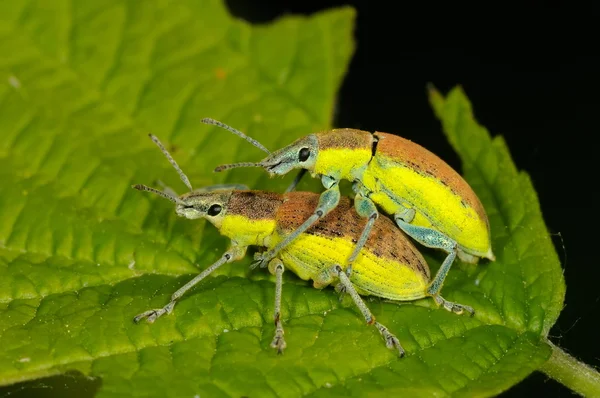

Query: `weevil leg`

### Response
(426, 249, 475, 316)
(251, 176, 341, 269)
(426, 248, 457, 297)
(332, 264, 405, 357)
(394, 218, 475, 316)
(433, 295, 475, 316)
(268, 258, 287, 353)
(285, 169, 308, 193)
(134, 246, 247, 323)
(394, 218, 458, 295)
(345, 193, 379, 277)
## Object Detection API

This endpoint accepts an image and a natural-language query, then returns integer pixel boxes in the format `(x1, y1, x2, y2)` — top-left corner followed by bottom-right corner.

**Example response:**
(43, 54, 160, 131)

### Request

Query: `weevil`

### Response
(132, 133, 474, 356)
(202, 118, 495, 297)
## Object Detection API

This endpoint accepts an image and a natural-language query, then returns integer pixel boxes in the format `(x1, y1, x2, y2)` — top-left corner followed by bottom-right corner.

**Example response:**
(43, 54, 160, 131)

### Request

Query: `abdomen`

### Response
(362, 132, 492, 257)
(274, 193, 431, 301)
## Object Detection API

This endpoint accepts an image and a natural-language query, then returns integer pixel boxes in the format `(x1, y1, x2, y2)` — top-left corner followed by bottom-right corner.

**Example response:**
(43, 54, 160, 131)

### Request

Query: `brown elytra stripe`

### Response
(316, 129, 374, 150)
(277, 192, 430, 278)
(227, 191, 285, 220)
(375, 132, 488, 224)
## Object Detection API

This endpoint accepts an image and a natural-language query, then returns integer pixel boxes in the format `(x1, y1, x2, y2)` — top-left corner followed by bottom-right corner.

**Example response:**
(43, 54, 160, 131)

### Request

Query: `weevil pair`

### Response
(132, 120, 494, 356)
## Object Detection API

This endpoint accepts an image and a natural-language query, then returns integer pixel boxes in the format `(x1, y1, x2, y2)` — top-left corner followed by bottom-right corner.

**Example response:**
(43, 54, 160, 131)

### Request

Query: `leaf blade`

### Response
(429, 85, 566, 335)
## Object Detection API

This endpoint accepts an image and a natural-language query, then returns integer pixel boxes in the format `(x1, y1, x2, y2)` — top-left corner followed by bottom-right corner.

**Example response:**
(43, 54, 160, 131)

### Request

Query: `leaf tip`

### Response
(425, 82, 437, 95)
(329, 4, 357, 19)
(342, 5, 357, 21)
(427, 83, 444, 117)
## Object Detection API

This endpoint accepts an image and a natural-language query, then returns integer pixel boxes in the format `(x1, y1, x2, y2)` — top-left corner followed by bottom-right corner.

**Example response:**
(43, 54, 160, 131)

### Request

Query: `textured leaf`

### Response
(428, 86, 566, 337)
(0, 1, 564, 397)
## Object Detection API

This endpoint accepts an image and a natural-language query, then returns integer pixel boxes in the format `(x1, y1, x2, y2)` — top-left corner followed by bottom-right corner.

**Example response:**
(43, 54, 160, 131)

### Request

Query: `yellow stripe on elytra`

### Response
(362, 157, 490, 253)
(276, 232, 429, 301)
(220, 215, 276, 247)
(314, 148, 371, 180)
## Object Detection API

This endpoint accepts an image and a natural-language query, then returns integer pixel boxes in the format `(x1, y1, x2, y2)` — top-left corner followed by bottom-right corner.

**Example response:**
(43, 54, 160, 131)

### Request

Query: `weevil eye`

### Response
(298, 148, 310, 162)
(207, 204, 222, 216)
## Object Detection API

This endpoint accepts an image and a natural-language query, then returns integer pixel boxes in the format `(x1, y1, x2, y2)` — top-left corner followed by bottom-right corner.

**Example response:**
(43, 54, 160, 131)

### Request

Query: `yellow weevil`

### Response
(132, 134, 474, 356)
(202, 118, 495, 298)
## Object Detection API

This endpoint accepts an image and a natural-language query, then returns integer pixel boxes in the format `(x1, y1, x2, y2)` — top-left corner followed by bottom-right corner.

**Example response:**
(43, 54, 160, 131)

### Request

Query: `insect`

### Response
(202, 118, 495, 298)
(132, 133, 474, 356)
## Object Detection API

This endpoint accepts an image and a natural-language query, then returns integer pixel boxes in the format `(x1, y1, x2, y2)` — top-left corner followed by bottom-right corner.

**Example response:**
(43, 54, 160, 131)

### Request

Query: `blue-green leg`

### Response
(268, 258, 286, 353)
(345, 193, 379, 276)
(336, 194, 378, 301)
(332, 265, 405, 357)
(252, 176, 341, 269)
(134, 246, 247, 323)
(433, 294, 474, 315)
(394, 217, 474, 316)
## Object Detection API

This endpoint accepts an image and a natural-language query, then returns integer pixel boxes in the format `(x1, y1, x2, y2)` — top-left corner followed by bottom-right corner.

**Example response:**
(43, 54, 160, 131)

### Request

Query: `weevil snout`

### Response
(215, 135, 319, 176)
(174, 191, 231, 224)
(175, 200, 200, 219)
(260, 135, 319, 176)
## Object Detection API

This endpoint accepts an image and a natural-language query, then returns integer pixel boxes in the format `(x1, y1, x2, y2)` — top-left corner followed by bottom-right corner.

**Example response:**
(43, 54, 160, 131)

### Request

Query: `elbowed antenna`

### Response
(214, 162, 263, 172)
(201, 118, 271, 155)
(132, 184, 186, 205)
(148, 134, 193, 192)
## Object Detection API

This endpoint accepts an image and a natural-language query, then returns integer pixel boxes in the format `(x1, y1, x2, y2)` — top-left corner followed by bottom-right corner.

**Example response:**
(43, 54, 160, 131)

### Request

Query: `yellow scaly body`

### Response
(362, 156, 491, 254)
(277, 232, 428, 300)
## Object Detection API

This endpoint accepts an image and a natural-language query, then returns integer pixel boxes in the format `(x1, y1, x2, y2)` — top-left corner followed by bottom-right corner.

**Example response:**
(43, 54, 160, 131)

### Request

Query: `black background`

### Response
(225, 0, 599, 396)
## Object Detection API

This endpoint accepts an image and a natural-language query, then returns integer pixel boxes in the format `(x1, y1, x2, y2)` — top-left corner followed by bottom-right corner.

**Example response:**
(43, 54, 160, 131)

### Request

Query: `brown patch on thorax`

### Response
(374, 132, 488, 224)
(227, 191, 285, 220)
(316, 129, 374, 151)
(277, 192, 430, 278)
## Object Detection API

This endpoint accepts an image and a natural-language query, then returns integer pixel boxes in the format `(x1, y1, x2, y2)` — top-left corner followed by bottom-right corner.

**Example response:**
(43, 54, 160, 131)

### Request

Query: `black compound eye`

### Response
(298, 147, 310, 162)
(207, 204, 222, 216)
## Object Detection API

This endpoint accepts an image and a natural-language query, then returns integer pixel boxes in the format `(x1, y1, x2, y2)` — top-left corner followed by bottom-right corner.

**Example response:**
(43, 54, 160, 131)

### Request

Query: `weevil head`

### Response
(210, 120, 374, 181)
(259, 135, 319, 176)
(133, 133, 251, 232)
(176, 190, 233, 229)
(215, 135, 319, 177)
(258, 129, 374, 180)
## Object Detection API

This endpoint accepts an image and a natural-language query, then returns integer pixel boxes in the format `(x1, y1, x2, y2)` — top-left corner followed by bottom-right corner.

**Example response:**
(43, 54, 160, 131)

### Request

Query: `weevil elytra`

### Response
(203, 118, 495, 297)
(132, 134, 474, 356)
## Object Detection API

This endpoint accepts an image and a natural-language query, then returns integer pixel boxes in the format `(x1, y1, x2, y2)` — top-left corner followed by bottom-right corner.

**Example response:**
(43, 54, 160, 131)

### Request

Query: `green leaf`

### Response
(428, 85, 566, 336)
(0, 1, 567, 397)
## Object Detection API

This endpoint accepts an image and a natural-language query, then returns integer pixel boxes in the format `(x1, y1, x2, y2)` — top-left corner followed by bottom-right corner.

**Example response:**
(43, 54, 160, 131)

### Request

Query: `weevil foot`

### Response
(133, 309, 164, 323)
(251, 251, 272, 270)
(375, 322, 405, 357)
(433, 295, 475, 317)
(271, 330, 287, 354)
(334, 283, 348, 302)
(133, 301, 175, 324)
